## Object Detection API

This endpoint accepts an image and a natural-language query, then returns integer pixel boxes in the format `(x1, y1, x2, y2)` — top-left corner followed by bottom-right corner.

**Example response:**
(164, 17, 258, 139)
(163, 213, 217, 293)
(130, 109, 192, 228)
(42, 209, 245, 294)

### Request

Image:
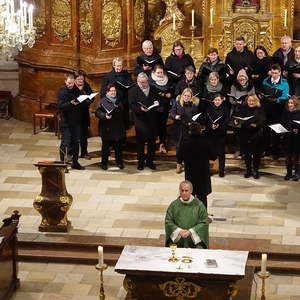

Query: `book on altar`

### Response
(192, 113, 202, 121)
(269, 123, 289, 133)
(77, 92, 98, 103)
(138, 101, 159, 110)
(232, 115, 254, 121)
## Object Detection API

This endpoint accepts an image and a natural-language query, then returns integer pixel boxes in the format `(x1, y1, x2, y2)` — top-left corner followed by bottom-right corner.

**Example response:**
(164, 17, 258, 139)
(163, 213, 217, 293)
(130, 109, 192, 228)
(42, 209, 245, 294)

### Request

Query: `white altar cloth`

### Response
(115, 245, 248, 276)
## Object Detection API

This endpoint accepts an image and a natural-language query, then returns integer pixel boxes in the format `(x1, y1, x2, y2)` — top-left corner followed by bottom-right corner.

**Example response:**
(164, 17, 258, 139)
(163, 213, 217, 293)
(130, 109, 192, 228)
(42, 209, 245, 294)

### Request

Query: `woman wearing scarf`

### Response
(170, 88, 200, 174)
(165, 40, 195, 85)
(95, 84, 126, 170)
(149, 65, 174, 154)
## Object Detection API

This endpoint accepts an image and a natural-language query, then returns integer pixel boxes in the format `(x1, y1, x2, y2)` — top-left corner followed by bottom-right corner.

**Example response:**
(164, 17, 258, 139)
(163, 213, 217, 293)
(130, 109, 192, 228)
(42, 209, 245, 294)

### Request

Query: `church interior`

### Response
(1, 0, 300, 299)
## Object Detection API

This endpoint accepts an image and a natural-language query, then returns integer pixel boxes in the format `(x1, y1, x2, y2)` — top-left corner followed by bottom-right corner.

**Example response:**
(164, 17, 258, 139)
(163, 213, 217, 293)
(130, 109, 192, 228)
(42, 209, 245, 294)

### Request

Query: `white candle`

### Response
(192, 9, 195, 27)
(23, 2, 27, 26)
(98, 246, 104, 266)
(172, 13, 176, 31)
(284, 9, 287, 27)
(28, 4, 33, 29)
(261, 253, 267, 273)
(210, 8, 214, 26)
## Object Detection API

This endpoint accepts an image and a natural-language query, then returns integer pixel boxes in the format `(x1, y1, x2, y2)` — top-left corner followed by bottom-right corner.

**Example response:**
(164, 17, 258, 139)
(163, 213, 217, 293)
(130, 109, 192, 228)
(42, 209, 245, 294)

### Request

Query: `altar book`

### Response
(77, 92, 98, 103)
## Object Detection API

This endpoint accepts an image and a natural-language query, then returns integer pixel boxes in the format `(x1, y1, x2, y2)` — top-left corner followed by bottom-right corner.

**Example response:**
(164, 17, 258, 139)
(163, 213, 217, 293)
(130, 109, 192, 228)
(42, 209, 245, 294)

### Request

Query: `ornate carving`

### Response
(159, 0, 185, 25)
(79, 0, 93, 45)
(102, 0, 122, 47)
(259, 25, 272, 52)
(234, 20, 257, 51)
(34, 0, 46, 39)
(228, 283, 238, 300)
(159, 277, 202, 300)
(219, 21, 233, 56)
(51, 0, 71, 42)
(134, 0, 146, 41)
(123, 277, 135, 297)
(147, 0, 164, 39)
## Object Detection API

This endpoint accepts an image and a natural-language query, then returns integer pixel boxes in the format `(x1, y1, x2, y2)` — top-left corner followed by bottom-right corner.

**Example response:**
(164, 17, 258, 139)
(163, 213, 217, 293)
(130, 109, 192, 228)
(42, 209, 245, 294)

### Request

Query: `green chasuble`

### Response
(165, 197, 209, 248)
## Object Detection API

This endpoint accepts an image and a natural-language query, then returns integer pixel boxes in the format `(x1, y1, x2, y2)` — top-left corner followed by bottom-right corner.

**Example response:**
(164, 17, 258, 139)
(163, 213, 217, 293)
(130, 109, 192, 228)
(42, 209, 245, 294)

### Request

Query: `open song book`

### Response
(269, 123, 289, 134)
(77, 92, 98, 103)
(232, 115, 254, 121)
(138, 101, 159, 111)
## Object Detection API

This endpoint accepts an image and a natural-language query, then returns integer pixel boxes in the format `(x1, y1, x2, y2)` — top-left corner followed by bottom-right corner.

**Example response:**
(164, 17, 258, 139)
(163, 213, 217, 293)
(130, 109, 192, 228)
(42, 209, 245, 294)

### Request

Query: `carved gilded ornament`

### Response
(123, 277, 135, 295)
(234, 20, 257, 51)
(51, 0, 71, 42)
(159, 277, 202, 300)
(34, 0, 46, 39)
(159, 0, 185, 25)
(134, 0, 146, 41)
(102, 0, 121, 47)
(80, 0, 93, 45)
(228, 283, 238, 300)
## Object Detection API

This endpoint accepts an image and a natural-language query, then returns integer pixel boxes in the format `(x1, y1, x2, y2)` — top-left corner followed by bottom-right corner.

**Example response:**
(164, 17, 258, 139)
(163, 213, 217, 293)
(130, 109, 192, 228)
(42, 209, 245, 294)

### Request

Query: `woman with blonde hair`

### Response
(281, 96, 300, 180)
(170, 88, 200, 173)
(234, 94, 266, 178)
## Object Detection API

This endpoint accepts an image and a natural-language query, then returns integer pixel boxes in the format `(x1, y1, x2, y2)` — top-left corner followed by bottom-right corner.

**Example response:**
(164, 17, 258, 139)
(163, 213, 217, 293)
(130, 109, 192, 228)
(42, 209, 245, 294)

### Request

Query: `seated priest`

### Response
(165, 180, 209, 249)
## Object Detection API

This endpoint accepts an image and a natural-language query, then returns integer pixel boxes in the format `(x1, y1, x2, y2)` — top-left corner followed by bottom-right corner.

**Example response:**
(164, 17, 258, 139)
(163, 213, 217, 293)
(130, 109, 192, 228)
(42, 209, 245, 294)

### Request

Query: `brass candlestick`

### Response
(189, 25, 196, 61)
(95, 263, 108, 300)
(168, 244, 178, 262)
(257, 271, 271, 300)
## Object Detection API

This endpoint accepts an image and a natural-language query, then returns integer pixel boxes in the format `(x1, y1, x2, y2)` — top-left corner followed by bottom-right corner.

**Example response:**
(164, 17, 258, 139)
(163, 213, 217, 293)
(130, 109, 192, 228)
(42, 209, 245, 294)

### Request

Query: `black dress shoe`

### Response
(137, 164, 144, 170)
(100, 163, 108, 170)
(117, 163, 124, 170)
(244, 170, 252, 178)
(253, 171, 260, 179)
(71, 163, 85, 170)
(219, 171, 225, 177)
(146, 162, 156, 170)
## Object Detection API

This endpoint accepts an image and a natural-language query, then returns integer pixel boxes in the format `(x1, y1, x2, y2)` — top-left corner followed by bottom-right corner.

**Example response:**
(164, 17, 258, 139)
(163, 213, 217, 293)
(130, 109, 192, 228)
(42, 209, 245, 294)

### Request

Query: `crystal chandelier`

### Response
(0, 0, 36, 58)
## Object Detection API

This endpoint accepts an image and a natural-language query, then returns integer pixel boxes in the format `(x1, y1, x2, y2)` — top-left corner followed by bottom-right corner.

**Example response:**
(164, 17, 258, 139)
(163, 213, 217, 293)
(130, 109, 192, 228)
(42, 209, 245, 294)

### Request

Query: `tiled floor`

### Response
(1, 118, 300, 299)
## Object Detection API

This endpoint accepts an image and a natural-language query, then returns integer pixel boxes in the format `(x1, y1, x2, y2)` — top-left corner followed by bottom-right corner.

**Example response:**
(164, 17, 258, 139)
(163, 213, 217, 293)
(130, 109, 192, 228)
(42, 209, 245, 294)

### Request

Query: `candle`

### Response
(192, 9, 195, 27)
(98, 246, 104, 266)
(284, 9, 287, 27)
(210, 8, 214, 26)
(261, 253, 267, 273)
(28, 4, 33, 29)
(23, 2, 27, 26)
(172, 13, 176, 31)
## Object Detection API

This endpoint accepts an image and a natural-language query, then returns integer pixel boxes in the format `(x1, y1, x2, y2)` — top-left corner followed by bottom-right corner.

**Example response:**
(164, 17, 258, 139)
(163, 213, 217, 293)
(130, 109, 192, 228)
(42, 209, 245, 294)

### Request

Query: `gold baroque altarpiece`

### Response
(80, 0, 93, 45)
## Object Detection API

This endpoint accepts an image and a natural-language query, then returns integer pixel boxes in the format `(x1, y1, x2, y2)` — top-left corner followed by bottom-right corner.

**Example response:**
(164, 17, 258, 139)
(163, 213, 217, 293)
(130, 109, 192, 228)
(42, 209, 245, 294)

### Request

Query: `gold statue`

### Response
(159, 0, 185, 25)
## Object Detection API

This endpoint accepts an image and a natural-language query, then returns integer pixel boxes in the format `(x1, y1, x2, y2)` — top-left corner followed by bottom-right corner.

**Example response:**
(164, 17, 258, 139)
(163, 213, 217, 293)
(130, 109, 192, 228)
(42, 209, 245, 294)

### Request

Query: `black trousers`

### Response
(80, 124, 89, 156)
(136, 134, 156, 165)
(101, 139, 123, 165)
(157, 111, 169, 146)
(60, 125, 81, 164)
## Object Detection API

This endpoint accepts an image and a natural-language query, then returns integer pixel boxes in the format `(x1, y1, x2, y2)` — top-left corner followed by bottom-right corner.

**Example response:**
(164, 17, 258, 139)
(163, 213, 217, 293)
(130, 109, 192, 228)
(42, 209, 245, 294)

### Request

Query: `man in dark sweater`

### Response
(57, 73, 85, 170)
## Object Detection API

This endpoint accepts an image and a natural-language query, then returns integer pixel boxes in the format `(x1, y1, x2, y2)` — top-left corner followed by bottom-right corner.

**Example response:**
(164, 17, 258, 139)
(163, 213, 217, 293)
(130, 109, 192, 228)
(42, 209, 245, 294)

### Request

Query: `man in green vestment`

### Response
(165, 180, 209, 248)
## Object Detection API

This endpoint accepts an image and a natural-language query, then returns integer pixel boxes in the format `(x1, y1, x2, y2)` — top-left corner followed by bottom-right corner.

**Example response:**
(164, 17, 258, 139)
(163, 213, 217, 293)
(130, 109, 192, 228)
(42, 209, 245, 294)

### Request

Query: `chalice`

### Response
(168, 244, 179, 262)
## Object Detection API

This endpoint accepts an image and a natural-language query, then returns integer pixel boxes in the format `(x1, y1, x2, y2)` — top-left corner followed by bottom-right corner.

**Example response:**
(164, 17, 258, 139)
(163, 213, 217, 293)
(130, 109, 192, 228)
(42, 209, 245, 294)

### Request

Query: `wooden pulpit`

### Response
(33, 161, 72, 232)
(115, 246, 250, 300)
(0, 211, 20, 300)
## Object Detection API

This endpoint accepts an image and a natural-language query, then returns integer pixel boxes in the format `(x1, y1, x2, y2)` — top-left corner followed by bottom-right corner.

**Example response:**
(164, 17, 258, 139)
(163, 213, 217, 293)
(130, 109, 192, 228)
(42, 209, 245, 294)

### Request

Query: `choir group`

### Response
(57, 35, 300, 182)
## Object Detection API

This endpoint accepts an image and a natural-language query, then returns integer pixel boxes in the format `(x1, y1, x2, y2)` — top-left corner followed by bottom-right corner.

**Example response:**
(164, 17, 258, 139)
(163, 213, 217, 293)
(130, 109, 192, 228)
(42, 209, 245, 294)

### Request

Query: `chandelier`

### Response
(0, 0, 36, 58)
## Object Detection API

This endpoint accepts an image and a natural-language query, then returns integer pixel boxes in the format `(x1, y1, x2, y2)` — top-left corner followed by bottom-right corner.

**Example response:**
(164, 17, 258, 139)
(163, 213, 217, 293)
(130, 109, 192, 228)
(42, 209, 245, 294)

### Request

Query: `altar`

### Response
(115, 245, 250, 300)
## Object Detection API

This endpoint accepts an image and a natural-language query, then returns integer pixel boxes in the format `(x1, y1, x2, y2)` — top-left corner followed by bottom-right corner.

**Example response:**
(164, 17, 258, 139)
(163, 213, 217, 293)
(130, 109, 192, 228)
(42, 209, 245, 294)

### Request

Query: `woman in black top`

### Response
(149, 65, 173, 153)
(170, 88, 200, 173)
(95, 84, 126, 170)
(100, 57, 134, 129)
(234, 94, 266, 179)
(205, 94, 230, 177)
(165, 40, 195, 85)
(74, 70, 94, 160)
(281, 96, 300, 181)
(252, 46, 273, 92)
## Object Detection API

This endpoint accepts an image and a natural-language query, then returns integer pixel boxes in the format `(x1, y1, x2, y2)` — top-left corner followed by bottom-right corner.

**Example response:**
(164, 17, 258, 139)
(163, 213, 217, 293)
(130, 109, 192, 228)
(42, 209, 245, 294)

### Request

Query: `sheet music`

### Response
(192, 113, 201, 121)
(269, 123, 289, 133)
